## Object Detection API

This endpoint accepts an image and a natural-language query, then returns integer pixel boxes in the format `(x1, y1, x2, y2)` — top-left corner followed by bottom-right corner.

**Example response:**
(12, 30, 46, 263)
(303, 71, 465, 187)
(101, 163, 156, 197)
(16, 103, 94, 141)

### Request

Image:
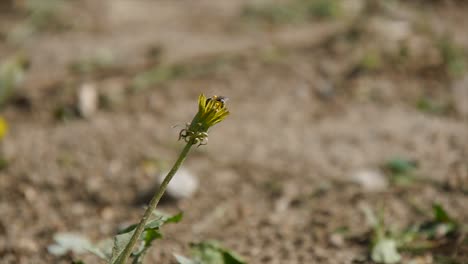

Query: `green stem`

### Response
(116, 139, 195, 264)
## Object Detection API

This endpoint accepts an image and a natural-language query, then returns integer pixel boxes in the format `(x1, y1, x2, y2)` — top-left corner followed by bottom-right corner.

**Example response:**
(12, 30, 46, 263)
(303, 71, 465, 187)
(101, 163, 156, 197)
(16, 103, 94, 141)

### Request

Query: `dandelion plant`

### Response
(113, 94, 229, 264)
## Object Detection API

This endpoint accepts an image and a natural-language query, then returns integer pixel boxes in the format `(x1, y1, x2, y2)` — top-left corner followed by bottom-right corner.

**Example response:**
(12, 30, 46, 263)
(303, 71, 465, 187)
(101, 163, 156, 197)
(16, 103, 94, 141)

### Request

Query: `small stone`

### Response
(329, 233, 345, 248)
(78, 83, 98, 118)
(351, 169, 388, 192)
(23, 186, 37, 202)
(159, 167, 198, 199)
(452, 75, 468, 119)
(274, 197, 290, 213)
(107, 159, 122, 176)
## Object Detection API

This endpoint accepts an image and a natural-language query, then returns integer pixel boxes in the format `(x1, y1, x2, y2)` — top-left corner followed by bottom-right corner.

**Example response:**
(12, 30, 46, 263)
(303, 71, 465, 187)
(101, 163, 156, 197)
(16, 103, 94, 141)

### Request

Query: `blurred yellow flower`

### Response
(0, 117, 8, 140)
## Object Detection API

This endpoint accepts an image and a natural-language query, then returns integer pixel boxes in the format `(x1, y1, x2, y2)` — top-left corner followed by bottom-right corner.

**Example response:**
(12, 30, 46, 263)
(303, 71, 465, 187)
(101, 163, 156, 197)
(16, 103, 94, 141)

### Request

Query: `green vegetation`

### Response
(241, 0, 340, 25)
(438, 37, 466, 77)
(384, 157, 418, 186)
(416, 96, 452, 115)
(0, 54, 29, 108)
(131, 58, 236, 91)
(358, 51, 383, 72)
(23, 0, 66, 31)
(8, 0, 69, 42)
(364, 203, 465, 264)
(175, 241, 246, 264)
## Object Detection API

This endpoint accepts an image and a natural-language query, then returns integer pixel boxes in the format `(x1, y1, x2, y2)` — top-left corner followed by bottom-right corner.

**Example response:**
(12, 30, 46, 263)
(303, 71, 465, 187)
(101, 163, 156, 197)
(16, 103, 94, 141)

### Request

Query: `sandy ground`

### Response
(0, 1, 467, 263)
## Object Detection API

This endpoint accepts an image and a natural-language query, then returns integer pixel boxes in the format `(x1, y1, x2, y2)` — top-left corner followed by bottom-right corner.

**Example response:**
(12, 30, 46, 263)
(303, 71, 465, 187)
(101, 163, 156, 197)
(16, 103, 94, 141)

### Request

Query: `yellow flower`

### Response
(0, 117, 8, 140)
(179, 94, 229, 145)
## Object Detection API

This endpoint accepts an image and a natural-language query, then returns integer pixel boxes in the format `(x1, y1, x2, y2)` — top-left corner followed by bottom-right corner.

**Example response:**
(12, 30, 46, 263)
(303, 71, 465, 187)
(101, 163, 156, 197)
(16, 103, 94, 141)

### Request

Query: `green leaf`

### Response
(191, 242, 224, 264)
(415, 203, 459, 239)
(416, 97, 449, 115)
(222, 250, 246, 264)
(162, 211, 184, 223)
(143, 229, 162, 246)
(86, 239, 113, 260)
(117, 224, 138, 235)
(147, 211, 183, 229)
(371, 239, 401, 264)
(433, 204, 452, 223)
(109, 211, 183, 264)
(385, 157, 418, 186)
(174, 254, 198, 264)
(130, 229, 164, 264)
(386, 158, 417, 175)
(110, 230, 135, 263)
(190, 241, 246, 264)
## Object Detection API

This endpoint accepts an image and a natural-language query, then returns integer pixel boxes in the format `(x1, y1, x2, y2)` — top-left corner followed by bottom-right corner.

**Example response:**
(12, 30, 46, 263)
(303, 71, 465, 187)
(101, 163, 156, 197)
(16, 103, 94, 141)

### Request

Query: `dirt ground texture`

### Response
(0, 0, 468, 263)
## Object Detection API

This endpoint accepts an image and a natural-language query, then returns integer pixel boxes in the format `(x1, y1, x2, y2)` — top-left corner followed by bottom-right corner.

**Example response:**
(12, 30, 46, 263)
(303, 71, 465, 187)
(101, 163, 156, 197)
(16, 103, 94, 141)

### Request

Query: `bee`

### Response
(207, 95, 228, 107)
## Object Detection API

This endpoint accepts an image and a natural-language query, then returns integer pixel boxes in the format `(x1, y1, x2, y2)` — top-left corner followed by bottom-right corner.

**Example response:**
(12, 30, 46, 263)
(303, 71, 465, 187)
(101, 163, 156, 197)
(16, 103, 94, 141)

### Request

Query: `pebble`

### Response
(351, 168, 388, 192)
(78, 83, 98, 118)
(158, 167, 198, 199)
(329, 233, 345, 248)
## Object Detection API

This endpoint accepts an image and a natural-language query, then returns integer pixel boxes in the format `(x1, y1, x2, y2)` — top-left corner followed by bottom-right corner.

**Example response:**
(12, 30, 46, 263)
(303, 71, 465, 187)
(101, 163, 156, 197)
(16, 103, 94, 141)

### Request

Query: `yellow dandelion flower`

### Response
(179, 94, 229, 146)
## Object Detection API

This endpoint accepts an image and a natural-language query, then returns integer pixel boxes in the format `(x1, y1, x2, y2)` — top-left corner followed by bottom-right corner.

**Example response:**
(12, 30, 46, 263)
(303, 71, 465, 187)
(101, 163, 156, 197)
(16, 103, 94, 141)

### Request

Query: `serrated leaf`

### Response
(86, 239, 113, 260)
(162, 211, 184, 223)
(144, 212, 183, 230)
(150, 211, 183, 226)
(109, 211, 183, 264)
(110, 230, 135, 263)
(371, 239, 401, 264)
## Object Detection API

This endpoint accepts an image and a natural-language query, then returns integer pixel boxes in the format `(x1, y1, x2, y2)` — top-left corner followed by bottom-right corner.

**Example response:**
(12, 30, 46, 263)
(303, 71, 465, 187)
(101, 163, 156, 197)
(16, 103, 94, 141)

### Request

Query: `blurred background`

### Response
(0, 0, 467, 263)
